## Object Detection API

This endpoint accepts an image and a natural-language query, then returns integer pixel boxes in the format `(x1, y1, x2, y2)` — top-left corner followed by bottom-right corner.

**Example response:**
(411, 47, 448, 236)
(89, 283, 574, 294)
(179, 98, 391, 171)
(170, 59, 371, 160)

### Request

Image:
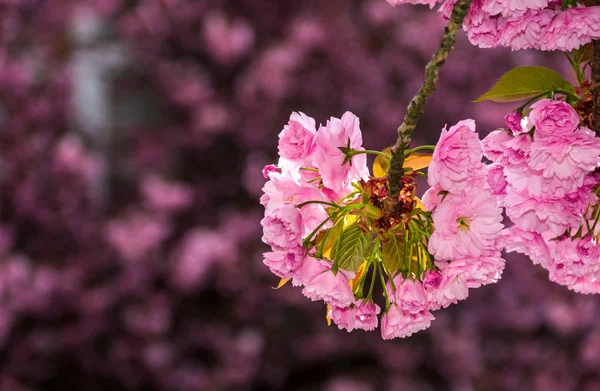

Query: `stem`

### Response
(296, 200, 339, 209)
(348, 149, 390, 158)
(386, 0, 473, 210)
(404, 145, 436, 157)
(591, 39, 600, 134)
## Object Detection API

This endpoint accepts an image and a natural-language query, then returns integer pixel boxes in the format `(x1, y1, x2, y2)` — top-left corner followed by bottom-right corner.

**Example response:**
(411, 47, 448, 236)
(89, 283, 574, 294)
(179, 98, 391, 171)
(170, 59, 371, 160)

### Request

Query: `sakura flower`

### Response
(540, 7, 600, 51)
(529, 99, 580, 140)
(504, 111, 523, 133)
(482, 128, 512, 163)
(380, 304, 434, 340)
(497, 9, 554, 51)
(260, 204, 303, 250)
(482, 0, 549, 18)
(278, 112, 318, 161)
(314, 112, 369, 195)
(547, 237, 600, 293)
(262, 248, 305, 279)
(426, 261, 469, 310)
(428, 119, 486, 193)
(391, 276, 428, 314)
(301, 262, 356, 307)
(428, 190, 504, 260)
(329, 300, 381, 332)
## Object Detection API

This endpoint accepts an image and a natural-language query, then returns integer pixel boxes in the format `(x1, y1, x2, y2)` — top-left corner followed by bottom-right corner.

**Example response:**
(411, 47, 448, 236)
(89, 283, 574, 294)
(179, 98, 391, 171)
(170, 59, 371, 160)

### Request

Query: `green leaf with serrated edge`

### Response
(331, 224, 372, 272)
(474, 66, 577, 103)
(316, 216, 345, 259)
(381, 232, 406, 275)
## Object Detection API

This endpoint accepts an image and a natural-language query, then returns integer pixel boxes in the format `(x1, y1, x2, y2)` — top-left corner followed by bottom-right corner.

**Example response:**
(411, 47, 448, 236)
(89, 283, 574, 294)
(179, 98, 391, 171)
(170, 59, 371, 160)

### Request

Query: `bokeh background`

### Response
(0, 1, 598, 390)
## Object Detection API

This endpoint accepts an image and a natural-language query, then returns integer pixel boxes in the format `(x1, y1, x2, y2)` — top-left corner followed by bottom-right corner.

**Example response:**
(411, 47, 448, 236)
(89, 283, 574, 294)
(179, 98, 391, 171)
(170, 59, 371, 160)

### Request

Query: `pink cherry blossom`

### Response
(497, 9, 554, 50)
(421, 185, 445, 211)
(482, 128, 512, 163)
(278, 112, 318, 161)
(391, 276, 428, 314)
(529, 99, 580, 140)
(380, 304, 434, 340)
(260, 204, 303, 250)
(263, 248, 305, 279)
(314, 112, 369, 195)
(482, 0, 549, 18)
(540, 7, 600, 52)
(330, 299, 381, 332)
(428, 119, 486, 193)
(504, 111, 523, 133)
(301, 262, 356, 307)
(428, 190, 504, 260)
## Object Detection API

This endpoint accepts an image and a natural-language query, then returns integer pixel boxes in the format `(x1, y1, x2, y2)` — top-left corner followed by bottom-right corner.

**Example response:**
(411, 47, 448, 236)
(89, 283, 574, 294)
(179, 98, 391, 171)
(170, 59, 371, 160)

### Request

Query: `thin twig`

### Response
(386, 0, 473, 210)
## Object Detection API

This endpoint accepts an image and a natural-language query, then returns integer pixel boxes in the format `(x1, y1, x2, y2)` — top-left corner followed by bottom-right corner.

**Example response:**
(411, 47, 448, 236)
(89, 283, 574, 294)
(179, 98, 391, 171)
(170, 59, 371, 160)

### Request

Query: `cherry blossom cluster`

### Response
(387, 0, 600, 51)
(261, 112, 507, 339)
(484, 99, 600, 293)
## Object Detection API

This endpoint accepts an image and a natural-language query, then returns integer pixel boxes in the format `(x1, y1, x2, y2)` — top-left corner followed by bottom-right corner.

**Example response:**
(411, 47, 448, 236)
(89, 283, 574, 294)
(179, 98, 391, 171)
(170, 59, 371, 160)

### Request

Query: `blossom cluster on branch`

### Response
(261, 112, 508, 339)
(388, 0, 600, 51)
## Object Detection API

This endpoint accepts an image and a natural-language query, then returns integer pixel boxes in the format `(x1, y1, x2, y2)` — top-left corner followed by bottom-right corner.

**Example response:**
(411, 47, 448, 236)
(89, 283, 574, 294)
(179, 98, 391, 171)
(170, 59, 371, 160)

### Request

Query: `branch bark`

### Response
(385, 0, 473, 211)
(591, 39, 600, 133)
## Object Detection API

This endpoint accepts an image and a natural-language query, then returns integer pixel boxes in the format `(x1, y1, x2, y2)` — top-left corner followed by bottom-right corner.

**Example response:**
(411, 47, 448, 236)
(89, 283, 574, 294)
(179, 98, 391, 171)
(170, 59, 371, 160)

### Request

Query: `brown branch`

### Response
(591, 39, 600, 134)
(385, 0, 473, 211)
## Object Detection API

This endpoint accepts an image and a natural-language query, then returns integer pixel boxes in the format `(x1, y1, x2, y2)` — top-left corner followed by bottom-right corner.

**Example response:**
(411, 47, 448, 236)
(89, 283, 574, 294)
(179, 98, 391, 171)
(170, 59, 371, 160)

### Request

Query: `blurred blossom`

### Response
(141, 175, 193, 213)
(105, 213, 171, 262)
(202, 11, 255, 65)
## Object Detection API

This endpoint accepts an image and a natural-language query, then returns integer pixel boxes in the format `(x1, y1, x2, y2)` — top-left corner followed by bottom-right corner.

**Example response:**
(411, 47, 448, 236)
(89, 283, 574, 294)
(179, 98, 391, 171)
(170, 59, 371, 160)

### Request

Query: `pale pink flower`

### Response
(501, 226, 552, 267)
(329, 299, 381, 332)
(529, 99, 580, 140)
(547, 236, 600, 293)
(292, 257, 323, 287)
(428, 119, 486, 193)
(541, 7, 600, 52)
(427, 261, 470, 309)
(445, 254, 506, 289)
(277, 112, 318, 161)
(482, 128, 512, 163)
(260, 204, 303, 250)
(354, 300, 381, 331)
(527, 128, 600, 196)
(263, 248, 305, 279)
(482, 0, 549, 18)
(504, 111, 523, 133)
(503, 186, 588, 236)
(428, 190, 504, 260)
(391, 276, 428, 314)
(301, 262, 356, 307)
(380, 304, 434, 340)
(497, 9, 554, 50)
(261, 172, 330, 232)
(486, 163, 507, 197)
(314, 112, 369, 195)
(421, 185, 445, 211)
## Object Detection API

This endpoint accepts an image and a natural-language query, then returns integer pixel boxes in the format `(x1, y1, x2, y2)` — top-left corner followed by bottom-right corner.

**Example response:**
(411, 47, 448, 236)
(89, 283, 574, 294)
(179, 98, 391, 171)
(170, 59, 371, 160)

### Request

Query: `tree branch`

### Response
(385, 0, 473, 210)
(591, 39, 600, 133)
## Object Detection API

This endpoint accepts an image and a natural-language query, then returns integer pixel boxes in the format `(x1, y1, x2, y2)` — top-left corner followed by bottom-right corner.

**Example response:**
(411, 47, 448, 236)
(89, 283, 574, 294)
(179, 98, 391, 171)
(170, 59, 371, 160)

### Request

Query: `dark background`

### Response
(0, 1, 598, 390)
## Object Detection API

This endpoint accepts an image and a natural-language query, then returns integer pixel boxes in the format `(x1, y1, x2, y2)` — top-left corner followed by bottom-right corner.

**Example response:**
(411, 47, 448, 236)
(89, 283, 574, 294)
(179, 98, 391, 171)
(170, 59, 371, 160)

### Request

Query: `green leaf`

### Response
(331, 224, 372, 272)
(474, 66, 577, 103)
(381, 232, 405, 275)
